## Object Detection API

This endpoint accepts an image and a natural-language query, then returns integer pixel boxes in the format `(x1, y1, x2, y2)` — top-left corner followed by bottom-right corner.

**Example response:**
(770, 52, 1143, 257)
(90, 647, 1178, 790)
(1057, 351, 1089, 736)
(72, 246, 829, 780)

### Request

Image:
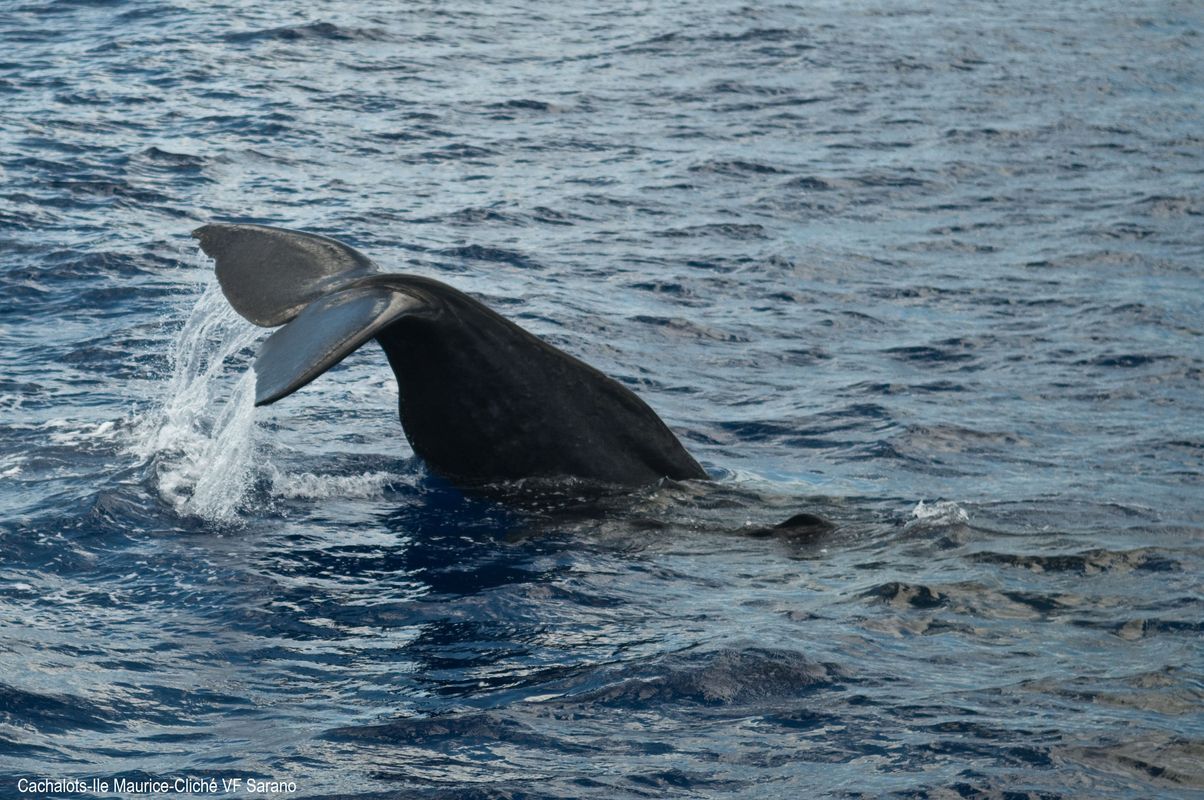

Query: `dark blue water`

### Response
(2, 1, 1202, 798)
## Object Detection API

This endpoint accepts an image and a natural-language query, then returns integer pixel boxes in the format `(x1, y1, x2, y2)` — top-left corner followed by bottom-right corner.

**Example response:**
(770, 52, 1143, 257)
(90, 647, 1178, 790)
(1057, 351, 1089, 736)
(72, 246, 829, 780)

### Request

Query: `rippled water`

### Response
(2, 1, 1202, 798)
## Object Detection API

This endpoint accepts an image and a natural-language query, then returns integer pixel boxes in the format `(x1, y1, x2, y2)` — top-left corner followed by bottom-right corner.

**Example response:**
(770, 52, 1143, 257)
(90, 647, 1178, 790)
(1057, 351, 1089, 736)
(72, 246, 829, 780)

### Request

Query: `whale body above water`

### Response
(193, 223, 708, 489)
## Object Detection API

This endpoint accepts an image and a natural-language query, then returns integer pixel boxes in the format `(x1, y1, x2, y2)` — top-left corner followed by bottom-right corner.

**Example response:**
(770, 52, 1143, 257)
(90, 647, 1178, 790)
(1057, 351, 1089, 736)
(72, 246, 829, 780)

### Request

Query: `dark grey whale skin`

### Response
(374, 276, 706, 487)
(192, 223, 707, 489)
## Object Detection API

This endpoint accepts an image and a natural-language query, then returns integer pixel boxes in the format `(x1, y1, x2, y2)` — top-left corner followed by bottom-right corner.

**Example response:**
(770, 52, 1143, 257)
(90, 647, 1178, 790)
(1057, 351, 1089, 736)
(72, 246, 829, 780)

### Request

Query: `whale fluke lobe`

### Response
(254, 285, 429, 406)
(193, 222, 707, 488)
(192, 223, 378, 326)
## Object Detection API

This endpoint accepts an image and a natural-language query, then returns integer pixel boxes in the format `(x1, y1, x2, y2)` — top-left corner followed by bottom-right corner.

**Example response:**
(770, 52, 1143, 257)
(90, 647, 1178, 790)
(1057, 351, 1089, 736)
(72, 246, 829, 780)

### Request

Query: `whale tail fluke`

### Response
(192, 223, 379, 327)
(253, 285, 429, 406)
(192, 222, 430, 406)
(192, 221, 708, 486)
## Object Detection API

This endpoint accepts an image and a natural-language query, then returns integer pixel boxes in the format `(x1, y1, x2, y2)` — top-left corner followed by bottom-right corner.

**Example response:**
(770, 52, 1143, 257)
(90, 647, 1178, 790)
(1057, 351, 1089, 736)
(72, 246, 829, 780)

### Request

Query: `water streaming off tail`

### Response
(130, 278, 261, 523)
(129, 274, 408, 520)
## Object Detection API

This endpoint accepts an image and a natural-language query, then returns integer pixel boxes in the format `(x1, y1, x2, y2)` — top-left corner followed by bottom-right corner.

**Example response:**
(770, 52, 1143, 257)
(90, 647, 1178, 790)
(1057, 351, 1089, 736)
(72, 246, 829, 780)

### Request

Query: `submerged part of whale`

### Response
(192, 223, 707, 488)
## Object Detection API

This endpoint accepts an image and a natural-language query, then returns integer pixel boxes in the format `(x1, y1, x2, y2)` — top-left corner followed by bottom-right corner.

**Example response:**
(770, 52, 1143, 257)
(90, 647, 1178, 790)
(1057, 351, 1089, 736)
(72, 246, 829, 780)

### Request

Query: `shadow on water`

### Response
(281, 471, 858, 600)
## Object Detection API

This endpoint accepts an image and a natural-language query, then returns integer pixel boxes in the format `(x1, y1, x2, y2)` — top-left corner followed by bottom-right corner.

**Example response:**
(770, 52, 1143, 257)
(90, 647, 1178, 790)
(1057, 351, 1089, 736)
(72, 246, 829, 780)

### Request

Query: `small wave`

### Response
(437, 244, 539, 269)
(884, 342, 978, 364)
(568, 647, 841, 708)
(139, 146, 205, 168)
(861, 581, 949, 609)
(894, 425, 1027, 455)
(852, 171, 932, 189)
(689, 160, 787, 177)
(487, 98, 554, 113)
(418, 205, 522, 226)
(1059, 736, 1204, 790)
(846, 380, 967, 396)
(706, 27, 801, 43)
(408, 143, 498, 163)
(1082, 353, 1174, 368)
(0, 684, 119, 734)
(126, 146, 210, 182)
(656, 223, 768, 240)
(784, 176, 836, 190)
(328, 712, 569, 750)
(224, 21, 386, 43)
(631, 315, 747, 342)
(1137, 195, 1202, 217)
(8, 250, 157, 282)
(529, 206, 582, 226)
(0, 455, 21, 478)
(974, 547, 1180, 575)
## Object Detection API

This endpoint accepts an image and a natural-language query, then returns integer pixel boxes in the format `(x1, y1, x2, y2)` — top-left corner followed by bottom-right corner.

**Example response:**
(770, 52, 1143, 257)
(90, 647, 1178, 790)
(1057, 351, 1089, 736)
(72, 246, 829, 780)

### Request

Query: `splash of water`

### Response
(130, 279, 262, 523)
(908, 499, 969, 527)
(130, 275, 408, 522)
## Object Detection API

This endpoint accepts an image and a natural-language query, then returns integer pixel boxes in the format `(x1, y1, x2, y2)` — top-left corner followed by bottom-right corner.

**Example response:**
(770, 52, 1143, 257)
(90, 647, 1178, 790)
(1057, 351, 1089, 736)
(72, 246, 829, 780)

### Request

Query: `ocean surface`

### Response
(1, 1, 1202, 798)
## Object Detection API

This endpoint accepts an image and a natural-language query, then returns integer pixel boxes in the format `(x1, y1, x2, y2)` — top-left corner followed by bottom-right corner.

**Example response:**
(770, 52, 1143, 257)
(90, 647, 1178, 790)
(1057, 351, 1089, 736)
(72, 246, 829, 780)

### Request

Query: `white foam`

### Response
(265, 466, 403, 500)
(1, 454, 22, 478)
(908, 499, 969, 526)
(47, 419, 120, 446)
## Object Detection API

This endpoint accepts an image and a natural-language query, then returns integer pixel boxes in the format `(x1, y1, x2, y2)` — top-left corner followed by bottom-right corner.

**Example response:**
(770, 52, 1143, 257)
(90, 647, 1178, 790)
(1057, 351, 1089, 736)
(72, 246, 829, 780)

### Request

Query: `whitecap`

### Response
(908, 499, 969, 526)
